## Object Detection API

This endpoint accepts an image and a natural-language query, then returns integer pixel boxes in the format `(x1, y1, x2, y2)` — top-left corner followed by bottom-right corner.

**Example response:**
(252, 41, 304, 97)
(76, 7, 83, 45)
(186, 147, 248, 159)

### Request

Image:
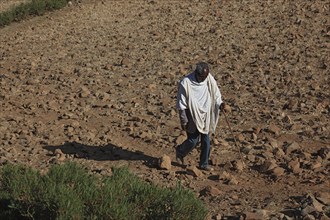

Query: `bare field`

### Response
(0, 0, 329, 219)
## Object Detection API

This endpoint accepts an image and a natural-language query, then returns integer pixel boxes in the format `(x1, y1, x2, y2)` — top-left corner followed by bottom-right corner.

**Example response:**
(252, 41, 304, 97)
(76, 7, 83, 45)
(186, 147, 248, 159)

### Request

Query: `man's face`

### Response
(196, 69, 209, 82)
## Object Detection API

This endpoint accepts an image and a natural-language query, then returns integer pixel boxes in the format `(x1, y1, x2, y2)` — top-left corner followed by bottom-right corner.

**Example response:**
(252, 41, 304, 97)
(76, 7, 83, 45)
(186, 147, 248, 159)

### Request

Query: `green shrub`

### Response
(0, 162, 207, 219)
(0, 0, 70, 27)
(0, 10, 14, 26)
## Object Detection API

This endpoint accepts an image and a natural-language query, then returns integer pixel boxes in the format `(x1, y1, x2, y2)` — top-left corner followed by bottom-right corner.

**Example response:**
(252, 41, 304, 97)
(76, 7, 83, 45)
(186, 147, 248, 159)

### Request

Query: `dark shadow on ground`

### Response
(43, 141, 157, 168)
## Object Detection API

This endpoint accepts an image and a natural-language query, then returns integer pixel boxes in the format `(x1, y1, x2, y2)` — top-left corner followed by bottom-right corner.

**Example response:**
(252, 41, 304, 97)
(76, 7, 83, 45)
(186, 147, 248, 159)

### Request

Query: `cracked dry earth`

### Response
(0, 0, 329, 219)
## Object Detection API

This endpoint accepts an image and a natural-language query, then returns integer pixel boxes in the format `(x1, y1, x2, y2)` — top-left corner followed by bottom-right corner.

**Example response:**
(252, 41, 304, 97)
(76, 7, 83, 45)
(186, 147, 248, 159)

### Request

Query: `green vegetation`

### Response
(0, 162, 207, 219)
(0, 0, 69, 27)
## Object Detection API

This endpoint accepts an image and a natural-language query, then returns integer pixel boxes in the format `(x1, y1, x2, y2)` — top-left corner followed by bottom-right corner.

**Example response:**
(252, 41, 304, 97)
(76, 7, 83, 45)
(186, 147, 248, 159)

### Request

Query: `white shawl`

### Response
(177, 72, 222, 134)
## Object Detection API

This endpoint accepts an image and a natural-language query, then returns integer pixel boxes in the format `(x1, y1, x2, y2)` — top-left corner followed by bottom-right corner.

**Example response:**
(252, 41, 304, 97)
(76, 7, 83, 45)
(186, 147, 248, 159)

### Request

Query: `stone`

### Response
(242, 212, 262, 220)
(309, 194, 325, 212)
(210, 155, 220, 166)
(268, 124, 281, 135)
(54, 149, 64, 156)
(200, 185, 222, 197)
(311, 162, 322, 170)
(282, 115, 292, 124)
(316, 192, 330, 205)
(214, 213, 222, 220)
(158, 154, 171, 170)
(260, 159, 277, 172)
(186, 166, 203, 177)
(227, 176, 239, 185)
(233, 159, 244, 172)
(175, 134, 186, 145)
(219, 171, 231, 180)
(283, 99, 298, 110)
(301, 205, 316, 217)
(288, 159, 301, 174)
(237, 133, 245, 142)
(262, 151, 274, 159)
(269, 139, 279, 148)
(213, 138, 219, 145)
(253, 126, 263, 135)
(271, 167, 286, 177)
(79, 87, 91, 98)
(274, 148, 285, 158)
(317, 147, 330, 159)
(285, 142, 300, 155)
(252, 132, 258, 141)
(303, 214, 316, 220)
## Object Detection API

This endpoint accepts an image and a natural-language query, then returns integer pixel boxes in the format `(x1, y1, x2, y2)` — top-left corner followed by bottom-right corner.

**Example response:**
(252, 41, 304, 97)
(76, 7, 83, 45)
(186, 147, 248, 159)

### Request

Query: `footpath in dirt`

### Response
(0, 0, 329, 219)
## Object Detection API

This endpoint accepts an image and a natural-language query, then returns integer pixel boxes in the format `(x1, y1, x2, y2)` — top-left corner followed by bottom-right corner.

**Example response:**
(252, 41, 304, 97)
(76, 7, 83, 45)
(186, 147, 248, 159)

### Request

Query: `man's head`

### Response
(195, 62, 209, 82)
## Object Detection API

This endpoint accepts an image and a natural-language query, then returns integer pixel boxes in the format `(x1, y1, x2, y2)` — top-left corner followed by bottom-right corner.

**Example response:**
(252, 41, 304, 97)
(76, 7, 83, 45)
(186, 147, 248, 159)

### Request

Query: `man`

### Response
(176, 62, 230, 171)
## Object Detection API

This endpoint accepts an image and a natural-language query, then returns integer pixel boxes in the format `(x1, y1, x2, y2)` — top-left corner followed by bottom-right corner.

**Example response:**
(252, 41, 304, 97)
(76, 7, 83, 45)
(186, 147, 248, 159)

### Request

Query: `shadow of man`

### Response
(43, 141, 157, 168)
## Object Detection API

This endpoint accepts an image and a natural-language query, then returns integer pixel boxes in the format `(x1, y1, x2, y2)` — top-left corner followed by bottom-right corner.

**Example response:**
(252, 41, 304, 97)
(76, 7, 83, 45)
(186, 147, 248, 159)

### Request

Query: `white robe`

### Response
(177, 72, 222, 134)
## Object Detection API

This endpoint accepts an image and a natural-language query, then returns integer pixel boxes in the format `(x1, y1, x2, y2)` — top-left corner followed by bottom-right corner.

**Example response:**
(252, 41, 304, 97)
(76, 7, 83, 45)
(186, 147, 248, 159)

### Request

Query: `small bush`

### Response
(0, 162, 207, 219)
(0, 0, 70, 27)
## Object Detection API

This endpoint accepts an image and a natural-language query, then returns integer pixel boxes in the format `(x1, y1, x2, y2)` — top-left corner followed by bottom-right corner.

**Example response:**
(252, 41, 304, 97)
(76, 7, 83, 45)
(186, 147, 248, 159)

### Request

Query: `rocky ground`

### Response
(0, 0, 329, 219)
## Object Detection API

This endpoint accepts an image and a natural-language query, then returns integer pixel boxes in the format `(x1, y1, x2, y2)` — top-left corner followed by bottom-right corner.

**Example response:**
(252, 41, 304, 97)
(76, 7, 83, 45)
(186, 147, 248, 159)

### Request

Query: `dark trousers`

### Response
(177, 129, 211, 168)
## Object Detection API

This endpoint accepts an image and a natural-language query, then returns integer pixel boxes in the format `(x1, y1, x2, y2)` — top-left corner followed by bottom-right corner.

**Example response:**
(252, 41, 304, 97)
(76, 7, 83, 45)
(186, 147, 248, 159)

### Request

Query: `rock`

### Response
(268, 123, 281, 135)
(200, 185, 222, 197)
(79, 87, 91, 98)
(260, 159, 277, 172)
(233, 159, 244, 172)
(243, 210, 268, 220)
(262, 151, 274, 159)
(317, 147, 329, 159)
(283, 99, 298, 110)
(175, 134, 186, 145)
(227, 176, 239, 185)
(285, 142, 300, 155)
(241, 145, 252, 154)
(253, 126, 263, 135)
(213, 138, 219, 145)
(303, 214, 316, 220)
(210, 155, 220, 166)
(320, 214, 330, 220)
(271, 167, 286, 177)
(311, 162, 322, 170)
(301, 205, 317, 217)
(309, 194, 325, 212)
(0, 157, 8, 165)
(54, 149, 64, 156)
(315, 192, 330, 205)
(269, 139, 279, 148)
(274, 148, 285, 158)
(214, 213, 222, 220)
(219, 171, 231, 180)
(186, 166, 203, 177)
(252, 132, 258, 141)
(282, 115, 292, 124)
(288, 159, 302, 174)
(237, 133, 245, 142)
(158, 154, 171, 170)
(247, 154, 256, 162)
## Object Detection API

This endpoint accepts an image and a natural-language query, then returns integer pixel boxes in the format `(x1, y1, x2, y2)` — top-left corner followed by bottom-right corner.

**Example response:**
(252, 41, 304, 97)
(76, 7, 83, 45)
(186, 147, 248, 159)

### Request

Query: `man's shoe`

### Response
(199, 166, 214, 171)
(176, 149, 184, 165)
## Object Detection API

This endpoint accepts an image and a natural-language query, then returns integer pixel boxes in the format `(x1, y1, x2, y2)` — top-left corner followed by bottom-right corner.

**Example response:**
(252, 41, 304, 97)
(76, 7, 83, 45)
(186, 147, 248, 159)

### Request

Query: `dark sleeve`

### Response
(179, 109, 188, 125)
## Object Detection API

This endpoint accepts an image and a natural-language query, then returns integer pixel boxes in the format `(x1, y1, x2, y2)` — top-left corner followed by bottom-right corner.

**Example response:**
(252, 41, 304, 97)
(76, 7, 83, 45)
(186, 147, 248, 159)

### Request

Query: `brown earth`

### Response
(0, 0, 329, 219)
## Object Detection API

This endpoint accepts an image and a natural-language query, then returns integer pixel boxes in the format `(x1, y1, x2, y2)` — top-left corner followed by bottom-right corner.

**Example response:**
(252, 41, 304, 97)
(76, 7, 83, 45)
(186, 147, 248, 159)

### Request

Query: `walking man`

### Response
(176, 62, 229, 171)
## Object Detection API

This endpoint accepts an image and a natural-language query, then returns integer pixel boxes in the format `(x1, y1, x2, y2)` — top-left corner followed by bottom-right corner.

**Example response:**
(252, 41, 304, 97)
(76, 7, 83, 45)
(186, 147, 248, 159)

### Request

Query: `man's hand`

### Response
(220, 103, 231, 113)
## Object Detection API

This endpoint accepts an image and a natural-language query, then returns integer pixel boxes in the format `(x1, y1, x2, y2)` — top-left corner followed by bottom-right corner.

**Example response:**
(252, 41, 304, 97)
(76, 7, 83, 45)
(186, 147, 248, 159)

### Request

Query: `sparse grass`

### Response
(0, 162, 208, 219)
(0, 0, 69, 27)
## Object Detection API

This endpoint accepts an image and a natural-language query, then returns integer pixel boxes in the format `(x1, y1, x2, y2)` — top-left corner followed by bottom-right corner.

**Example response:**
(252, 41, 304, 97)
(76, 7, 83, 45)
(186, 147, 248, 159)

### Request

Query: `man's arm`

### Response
(179, 109, 188, 130)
